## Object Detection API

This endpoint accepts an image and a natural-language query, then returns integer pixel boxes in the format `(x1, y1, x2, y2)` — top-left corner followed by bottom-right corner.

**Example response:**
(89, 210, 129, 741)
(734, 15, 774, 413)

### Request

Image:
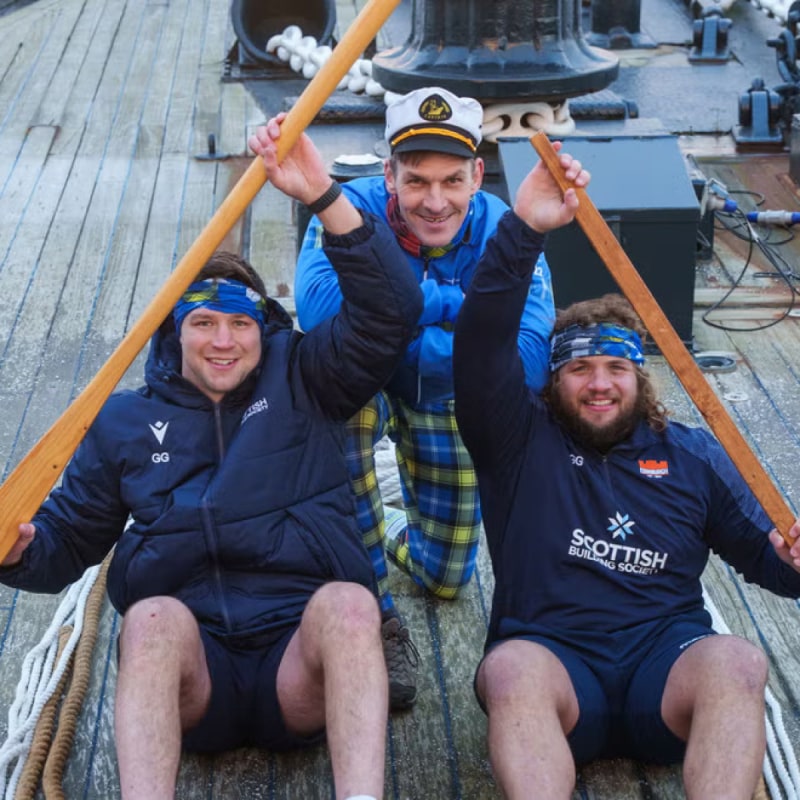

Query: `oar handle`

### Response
(530, 131, 797, 545)
(0, 0, 401, 563)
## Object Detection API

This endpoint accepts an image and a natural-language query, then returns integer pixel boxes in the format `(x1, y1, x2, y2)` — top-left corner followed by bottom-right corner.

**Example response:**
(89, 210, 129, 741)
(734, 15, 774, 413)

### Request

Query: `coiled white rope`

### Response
(703, 584, 800, 800)
(747, 0, 795, 24)
(264, 24, 576, 136)
(267, 24, 392, 99)
(0, 564, 101, 799)
(482, 100, 576, 140)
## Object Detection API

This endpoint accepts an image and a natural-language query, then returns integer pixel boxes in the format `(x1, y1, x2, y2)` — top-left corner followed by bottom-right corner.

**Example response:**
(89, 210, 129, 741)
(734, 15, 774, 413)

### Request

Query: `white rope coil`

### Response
(697, 0, 737, 12)
(748, 0, 795, 22)
(482, 100, 576, 141)
(266, 25, 387, 96)
(263, 25, 576, 137)
(0, 565, 101, 799)
(703, 584, 800, 800)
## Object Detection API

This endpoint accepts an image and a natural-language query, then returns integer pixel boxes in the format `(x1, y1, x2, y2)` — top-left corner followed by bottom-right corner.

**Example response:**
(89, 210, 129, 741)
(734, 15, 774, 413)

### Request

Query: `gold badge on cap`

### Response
(418, 94, 453, 122)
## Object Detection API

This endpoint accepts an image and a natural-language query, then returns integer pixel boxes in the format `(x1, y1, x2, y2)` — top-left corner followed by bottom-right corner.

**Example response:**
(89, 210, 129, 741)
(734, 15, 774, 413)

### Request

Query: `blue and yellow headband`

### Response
(550, 323, 645, 373)
(173, 278, 266, 332)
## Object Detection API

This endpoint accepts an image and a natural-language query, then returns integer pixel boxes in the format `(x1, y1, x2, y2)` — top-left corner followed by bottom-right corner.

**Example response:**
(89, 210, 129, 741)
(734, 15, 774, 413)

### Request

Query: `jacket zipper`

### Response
(416, 256, 430, 405)
(202, 403, 232, 633)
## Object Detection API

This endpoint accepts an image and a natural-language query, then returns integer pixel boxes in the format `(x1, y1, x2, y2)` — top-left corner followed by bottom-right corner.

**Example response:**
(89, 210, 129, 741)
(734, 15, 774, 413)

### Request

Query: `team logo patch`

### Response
(148, 420, 170, 464)
(569, 509, 669, 576)
(242, 397, 269, 424)
(149, 420, 169, 445)
(607, 511, 636, 541)
(418, 94, 453, 123)
(639, 459, 669, 478)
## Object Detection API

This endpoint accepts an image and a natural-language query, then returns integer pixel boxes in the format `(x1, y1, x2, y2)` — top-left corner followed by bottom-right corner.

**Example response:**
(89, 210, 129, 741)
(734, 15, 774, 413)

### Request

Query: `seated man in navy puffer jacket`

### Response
(453, 149, 800, 799)
(0, 113, 422, 800)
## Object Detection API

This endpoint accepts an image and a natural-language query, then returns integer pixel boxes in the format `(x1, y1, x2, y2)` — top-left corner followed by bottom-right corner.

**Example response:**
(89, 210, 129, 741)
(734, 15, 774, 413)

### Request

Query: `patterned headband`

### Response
(549, 323, 645, 373)
(173, 278, 266, 332)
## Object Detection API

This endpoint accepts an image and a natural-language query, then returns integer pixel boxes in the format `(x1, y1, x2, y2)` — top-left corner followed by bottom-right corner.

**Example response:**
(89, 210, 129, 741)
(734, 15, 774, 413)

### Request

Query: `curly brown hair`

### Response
(544, 293, 669, 433)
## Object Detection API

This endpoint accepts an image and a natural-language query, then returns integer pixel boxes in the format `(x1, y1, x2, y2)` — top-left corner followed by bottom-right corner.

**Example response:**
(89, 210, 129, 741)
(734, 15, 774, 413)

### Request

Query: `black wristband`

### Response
(307, 181, 343, 215)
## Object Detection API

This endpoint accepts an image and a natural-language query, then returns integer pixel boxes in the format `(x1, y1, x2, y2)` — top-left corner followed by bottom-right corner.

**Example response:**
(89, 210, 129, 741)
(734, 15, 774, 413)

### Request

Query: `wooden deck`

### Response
(1, 0, 800, 797)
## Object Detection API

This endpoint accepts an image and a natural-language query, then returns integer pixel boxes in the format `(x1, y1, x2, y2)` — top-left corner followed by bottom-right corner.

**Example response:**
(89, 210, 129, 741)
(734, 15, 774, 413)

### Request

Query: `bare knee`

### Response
(665, 635, 768, 736)
(479, 641, 529, 704)
(479, 640, 571, 710)
(119, 596, 198, 658)
(305, 582, 381, 640)
(291, 583, 382, 684)
(720, 638, 768, 694)
(117, 597, 211, 732)
(690, 636, 768, 694)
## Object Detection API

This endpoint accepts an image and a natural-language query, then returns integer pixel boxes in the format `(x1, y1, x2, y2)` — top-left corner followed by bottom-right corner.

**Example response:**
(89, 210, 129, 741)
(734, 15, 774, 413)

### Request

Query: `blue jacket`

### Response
(296, 176, 555, 407)
(0, 215, 423, 640)
(454, 212, 800, 656)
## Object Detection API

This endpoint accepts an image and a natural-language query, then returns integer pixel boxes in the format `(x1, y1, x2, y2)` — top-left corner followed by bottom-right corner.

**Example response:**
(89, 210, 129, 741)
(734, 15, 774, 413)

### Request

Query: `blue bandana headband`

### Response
(549, 323, 645, 373)
(173, 278, 266, 332)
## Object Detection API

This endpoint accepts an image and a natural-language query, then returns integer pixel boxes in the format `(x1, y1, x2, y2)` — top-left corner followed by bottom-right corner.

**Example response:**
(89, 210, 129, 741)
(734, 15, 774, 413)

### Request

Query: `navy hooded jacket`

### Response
(454, 211, 800, 659)
(0, 213, 423, 640)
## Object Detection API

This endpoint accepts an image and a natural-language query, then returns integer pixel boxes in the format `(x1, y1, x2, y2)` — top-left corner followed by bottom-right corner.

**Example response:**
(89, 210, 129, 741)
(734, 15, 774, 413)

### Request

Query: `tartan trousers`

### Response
(346, 391, 482, 613)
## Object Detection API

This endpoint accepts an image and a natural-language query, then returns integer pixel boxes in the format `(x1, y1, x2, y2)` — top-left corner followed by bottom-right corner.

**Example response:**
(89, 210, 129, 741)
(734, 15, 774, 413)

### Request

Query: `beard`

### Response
(550, 387, 645, 452)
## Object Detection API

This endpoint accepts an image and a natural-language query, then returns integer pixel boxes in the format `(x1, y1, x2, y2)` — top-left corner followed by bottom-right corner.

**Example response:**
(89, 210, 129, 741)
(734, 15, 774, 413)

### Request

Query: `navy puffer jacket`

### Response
(1, 214, 423, 639)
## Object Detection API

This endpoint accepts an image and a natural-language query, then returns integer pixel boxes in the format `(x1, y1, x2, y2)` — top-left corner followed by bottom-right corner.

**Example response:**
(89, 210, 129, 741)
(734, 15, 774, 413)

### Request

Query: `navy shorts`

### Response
(477, 616, 715, 766)
(182, 626, 325, 753)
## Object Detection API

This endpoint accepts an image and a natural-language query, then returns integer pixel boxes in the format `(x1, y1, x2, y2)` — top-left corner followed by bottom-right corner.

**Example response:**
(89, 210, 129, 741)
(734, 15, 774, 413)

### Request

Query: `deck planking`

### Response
(0, 0, 799, 797)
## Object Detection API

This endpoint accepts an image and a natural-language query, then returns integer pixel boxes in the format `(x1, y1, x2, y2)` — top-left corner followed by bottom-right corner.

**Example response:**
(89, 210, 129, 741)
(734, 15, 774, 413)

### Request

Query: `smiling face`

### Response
(550, 355, 643, 451)
(179, 309, 262, 403)
(385, 152, 484, 247)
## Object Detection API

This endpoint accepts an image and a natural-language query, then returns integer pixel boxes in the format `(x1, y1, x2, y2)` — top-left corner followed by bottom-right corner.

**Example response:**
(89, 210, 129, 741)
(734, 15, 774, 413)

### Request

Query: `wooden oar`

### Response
(531, 131, 797, 545)
(0, 0, 401, 563)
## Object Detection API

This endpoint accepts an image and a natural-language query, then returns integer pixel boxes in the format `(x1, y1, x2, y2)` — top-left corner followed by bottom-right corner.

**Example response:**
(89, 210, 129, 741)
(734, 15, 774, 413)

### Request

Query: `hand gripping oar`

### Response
(0, 0, 401, 562)
(531, 131, 797, 546)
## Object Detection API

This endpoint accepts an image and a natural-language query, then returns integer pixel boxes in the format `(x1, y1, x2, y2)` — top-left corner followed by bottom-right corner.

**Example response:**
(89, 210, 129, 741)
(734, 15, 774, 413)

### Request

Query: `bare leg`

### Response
(476, 639, 578, 800)
(661, 634, 768, 800)
(277, 582, 387, 800)
(115, 596, 211, 800)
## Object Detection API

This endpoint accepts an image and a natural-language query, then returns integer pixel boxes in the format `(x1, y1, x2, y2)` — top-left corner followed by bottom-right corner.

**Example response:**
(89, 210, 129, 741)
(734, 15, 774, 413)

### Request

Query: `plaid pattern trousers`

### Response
(346, 391, 482, 613)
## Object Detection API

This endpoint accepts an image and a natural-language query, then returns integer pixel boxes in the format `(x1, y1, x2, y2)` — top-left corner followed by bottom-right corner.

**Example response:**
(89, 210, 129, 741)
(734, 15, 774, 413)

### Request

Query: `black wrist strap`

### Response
(307, 181, 343, 215)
